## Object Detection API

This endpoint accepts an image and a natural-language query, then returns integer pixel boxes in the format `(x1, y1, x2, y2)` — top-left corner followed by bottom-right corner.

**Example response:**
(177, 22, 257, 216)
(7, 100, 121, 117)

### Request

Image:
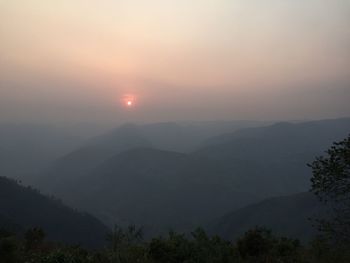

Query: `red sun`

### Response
(122, 94, 136, 108)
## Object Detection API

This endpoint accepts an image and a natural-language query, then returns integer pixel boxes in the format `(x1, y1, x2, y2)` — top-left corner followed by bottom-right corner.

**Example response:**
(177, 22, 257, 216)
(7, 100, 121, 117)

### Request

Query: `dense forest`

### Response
(1, 225, 349, 263)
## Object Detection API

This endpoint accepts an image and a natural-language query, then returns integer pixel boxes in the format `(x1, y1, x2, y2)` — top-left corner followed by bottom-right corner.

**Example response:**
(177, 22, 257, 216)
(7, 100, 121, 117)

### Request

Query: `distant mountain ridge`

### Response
(37, 121, 267, 192)
(194, 117, 350, 196)
(199, 118, 350, 157)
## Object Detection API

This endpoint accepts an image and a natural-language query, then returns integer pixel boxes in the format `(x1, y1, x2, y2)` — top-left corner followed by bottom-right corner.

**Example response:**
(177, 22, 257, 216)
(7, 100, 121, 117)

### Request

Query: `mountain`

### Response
(0, 123, 87, 183)
(38, 121, 266, 194)
(0, 176, 109, 248)
(201, 118, 350, 149)
(209, 192, 324, 242)
(37, 124, 153, 191)
(49, 148, 259, 234)
(36, 118, 350, 235)
(195, 118, 350, 196)
(138, 120, 270, 152)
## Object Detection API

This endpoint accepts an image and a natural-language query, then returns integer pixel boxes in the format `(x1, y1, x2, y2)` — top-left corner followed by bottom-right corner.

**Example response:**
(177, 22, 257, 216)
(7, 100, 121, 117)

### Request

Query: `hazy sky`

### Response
(0, 0, 349, 123)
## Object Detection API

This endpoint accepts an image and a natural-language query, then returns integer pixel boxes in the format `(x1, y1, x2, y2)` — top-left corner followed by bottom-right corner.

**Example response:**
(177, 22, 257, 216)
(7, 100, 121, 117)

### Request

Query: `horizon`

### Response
(1, 0, 349, 123)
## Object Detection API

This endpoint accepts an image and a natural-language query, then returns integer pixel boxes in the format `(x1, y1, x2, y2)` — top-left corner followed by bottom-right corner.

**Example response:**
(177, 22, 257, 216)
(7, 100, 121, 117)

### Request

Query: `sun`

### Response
(122, 94, 136, 108)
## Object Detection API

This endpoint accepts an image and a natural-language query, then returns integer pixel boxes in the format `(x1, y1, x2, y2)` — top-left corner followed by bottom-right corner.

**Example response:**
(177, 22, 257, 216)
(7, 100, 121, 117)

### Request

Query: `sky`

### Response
(0, 0, 349, 123)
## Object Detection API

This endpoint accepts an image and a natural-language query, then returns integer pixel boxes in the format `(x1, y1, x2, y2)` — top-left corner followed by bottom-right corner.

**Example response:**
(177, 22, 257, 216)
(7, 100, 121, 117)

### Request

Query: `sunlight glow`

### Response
(122, 94, 136, 108)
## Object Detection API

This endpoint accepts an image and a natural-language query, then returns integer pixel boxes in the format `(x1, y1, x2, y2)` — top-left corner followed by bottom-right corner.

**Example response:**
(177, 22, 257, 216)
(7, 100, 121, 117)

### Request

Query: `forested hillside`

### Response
(209, 192, 324, 241)
(0, 176, 109, 247)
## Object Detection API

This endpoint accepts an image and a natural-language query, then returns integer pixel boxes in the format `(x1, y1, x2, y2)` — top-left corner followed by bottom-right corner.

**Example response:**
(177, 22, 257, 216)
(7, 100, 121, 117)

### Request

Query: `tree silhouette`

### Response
(309, 135, 350, 244)
(25, 227, 45, 251)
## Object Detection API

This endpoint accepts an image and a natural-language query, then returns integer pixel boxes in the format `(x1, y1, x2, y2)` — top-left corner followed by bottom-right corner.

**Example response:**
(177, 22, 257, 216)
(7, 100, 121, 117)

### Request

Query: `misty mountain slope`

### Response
(209, 192, 324, 242)
(194, 118, 350, 196)
(37, 124, 153, 191)
(0, 176, 109, 247)
(0, 147, 18, 175)
(138, 120, 270, 152)
(38, 121, 267, 193)
(201, 118, 350, 153)
(0, 123, 86, 183)
(52, 147, 260, 233)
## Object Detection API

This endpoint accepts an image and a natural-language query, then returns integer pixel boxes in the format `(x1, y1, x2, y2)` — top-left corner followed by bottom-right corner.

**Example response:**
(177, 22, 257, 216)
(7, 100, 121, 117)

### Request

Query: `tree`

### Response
(25, 227, 45, 251)
(149, 231, 192, 263)
(309, 135, 350, 244)
(106, 224, 145, 263)
(237, 227, 275, 261)
(0, 230, 19, 263)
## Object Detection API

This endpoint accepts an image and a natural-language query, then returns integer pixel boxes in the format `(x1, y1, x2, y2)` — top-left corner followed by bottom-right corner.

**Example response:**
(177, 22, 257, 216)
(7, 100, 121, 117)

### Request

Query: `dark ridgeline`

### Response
(0, 176, 108, 248)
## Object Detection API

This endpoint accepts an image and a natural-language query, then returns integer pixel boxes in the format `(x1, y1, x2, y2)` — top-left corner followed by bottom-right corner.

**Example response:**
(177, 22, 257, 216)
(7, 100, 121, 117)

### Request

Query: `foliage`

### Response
(106, 224, 146, 263)
(236, 227, 301, 263)
(309, 135, 350, 244)
(25, 227, 46, 250)
(1, 225, 349, 263)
